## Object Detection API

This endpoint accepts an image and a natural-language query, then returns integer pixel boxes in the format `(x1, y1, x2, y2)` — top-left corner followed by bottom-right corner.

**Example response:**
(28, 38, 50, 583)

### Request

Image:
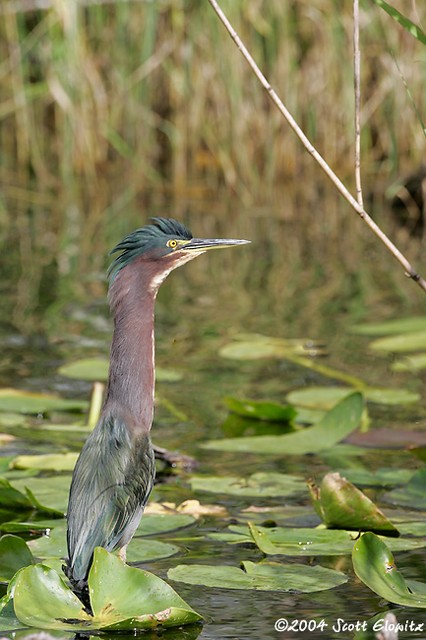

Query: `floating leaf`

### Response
(336, 468, 412, 488)
(125, 538, 179, 563)
(135, 513, 195, 535)
(286, 387, 352, 410)
(287, 385, 419, 408)
(370, 331, 426, 353)
(0, 596, 22, 631)
(220, 413, 294, 438)
(219, 334, 325, 360)
(0, 477, 62, 516)
(391, 353, 426, 373)
(168, 559, 347, 592)
(29, 520, 180, 563)
(352, 533, 426, 608)
(190, 472, 306, 498)
(11, 547, 202, 630)
(59, 357, 109, 381)
(308, 472, 398, 534)
(224, 397, 296, 423)
(350, 317, 426, 336)
(210, 523, 426, 555)
(10, 453, 78, 472)
(0, 389, 87, 414)
(11, 476, 71, 513)
(202, 392, 363, 455)
(384, 468, 426, 510)
(0, 535, 35, 583)
(59, 358, 182, 383)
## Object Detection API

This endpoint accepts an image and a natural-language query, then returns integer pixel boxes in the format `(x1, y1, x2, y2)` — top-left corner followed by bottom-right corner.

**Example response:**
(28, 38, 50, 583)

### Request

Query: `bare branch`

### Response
(353, 0, 364, 207)
(207, 0, 426, 293)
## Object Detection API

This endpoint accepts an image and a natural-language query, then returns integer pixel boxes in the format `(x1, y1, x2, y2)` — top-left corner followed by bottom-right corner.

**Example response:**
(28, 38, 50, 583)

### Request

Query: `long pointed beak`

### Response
(183, 237, 250, 251)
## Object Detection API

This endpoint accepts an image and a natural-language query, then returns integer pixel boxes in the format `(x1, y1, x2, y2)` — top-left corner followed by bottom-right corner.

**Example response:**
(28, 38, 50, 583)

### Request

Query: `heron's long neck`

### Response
(104, 259, 159, 433)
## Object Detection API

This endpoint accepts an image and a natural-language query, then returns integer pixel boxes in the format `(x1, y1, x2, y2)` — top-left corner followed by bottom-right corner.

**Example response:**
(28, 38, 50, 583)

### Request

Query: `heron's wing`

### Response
(66, 415, 155, 584)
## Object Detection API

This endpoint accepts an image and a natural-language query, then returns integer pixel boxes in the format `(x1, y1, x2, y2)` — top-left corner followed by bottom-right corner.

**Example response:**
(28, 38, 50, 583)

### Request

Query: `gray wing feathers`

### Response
(66, 415, 155, 584)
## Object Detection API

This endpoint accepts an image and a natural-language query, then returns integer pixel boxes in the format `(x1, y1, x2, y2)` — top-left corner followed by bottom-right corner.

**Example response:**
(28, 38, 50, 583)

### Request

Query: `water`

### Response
(1, 202, 426, 639)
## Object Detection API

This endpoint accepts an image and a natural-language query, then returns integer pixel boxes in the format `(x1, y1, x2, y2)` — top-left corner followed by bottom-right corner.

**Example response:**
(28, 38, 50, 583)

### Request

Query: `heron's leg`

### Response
(118, 544, 127, 564)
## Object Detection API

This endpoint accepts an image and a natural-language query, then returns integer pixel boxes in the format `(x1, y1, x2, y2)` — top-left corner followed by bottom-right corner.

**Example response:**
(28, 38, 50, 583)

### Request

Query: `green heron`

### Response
(66, 217, 249, 598)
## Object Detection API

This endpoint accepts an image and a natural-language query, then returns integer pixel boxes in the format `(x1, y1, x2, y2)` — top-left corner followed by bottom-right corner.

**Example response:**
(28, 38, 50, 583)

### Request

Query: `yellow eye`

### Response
(167, 239, 178, 249)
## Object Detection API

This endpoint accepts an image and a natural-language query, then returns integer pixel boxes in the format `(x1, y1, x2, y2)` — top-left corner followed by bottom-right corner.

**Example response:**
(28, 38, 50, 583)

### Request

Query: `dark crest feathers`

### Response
(108, 217, 192, 281)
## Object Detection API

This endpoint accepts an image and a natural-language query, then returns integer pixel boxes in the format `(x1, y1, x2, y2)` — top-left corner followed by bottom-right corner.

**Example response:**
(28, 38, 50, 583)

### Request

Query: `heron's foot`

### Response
(118, 545, 127, 564)
(153, 444, 198, 471)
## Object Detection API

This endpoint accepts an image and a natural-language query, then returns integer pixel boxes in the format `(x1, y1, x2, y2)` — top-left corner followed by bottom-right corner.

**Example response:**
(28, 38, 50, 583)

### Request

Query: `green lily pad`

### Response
(0, 521, 50, 534)
(210, 523, 426, 555)
(350, 317, 426, 336)
(0, 535, 35, 583)
(0, 389, 87, 414)
(219, 334, 324, 360)
(336, 467, 412, 488)
(370, 331, 426, 353)
(0, 596, 24, 632)
(391, 353, 426, 372)
(352, 532, 426, 608)
(190, 472, 306, 498)
(59, 358, 109, 381)
(202, 392, 363, 455)
(29, 521, 180, 563)
(10, 513, 193, 555)
(135, 513, 195, 536)
(10, 453, 79, 472)
(59, 358, 182, 383)
(384, 468, 426, 510)
(287, 385, 419, 407)
(0, 477, 63, 516)
(224, 397, 296, 423)
(308, 472, 399, 534)
(11, 547, 202, 630)
(168, 559, 347, 592)
(11, 476, 71, 513)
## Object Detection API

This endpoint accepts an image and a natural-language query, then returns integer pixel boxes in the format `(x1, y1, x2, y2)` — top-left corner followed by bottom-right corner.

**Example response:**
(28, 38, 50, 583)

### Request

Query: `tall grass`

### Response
(0, 0, 425, 330)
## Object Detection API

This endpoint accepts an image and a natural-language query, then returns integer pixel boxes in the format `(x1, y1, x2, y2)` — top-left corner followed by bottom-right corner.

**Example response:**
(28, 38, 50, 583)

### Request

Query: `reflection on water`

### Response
(1, 195, 426, 638)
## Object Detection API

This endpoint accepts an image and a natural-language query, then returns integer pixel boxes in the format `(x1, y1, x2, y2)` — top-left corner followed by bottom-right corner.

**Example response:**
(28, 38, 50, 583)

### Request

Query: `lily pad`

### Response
(352, 532, 426, 608)
(11, 547, 202, 630)
(336, 467, 412, 488)
(202, 392, 363, 455)
(11, 476, 71, 513)
(0, 597, 23, 632)
(59, 358, 182, 383)
(0, 389, 87, 414)
(210, 523, 426, 555)
(190, 472, 306, 498)
(135, 513, 195, 536)
(287, 385, 419, 408)
(391, 353, 426, 372)
(168, 559, 347, 592)
(384, 468, 426, 510)
(0, 477, 63, 516)
(370, 331, 426, 353)
(350, 317, 426, 336)
(308, 472, 399, 534)
(225, 397, 296, 423)
(0, 535, 35, 583)
(10, 453, 79, 472)
(28, 521, 181, 563)
(219, 334, 324, 360)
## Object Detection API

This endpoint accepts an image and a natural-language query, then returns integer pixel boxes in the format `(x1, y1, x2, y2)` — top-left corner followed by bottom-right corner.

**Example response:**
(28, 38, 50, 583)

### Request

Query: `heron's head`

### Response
(108, 217, 249, 285)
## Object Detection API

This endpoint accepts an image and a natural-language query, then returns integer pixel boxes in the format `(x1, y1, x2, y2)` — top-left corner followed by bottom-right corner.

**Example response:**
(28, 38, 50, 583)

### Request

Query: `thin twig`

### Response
(207, 0, 426, 293)
(353, 0, 364, 207)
